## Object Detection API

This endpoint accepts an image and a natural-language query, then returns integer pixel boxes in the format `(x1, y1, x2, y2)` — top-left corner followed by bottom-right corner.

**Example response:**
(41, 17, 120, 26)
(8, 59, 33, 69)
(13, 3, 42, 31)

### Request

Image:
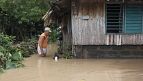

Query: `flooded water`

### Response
(1, 44, 143, 81)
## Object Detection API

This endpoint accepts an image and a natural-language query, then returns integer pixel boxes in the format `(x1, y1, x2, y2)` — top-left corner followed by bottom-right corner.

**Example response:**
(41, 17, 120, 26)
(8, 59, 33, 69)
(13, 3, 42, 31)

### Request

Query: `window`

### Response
(125, 4, 143, 33)
(106, 3, 123, 33)
(106, 0, 143, 33)
(126, 0, 143, 3)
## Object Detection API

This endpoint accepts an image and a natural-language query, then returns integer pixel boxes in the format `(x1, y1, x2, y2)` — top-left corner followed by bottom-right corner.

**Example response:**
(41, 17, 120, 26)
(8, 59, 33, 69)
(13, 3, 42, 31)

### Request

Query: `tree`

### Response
(0, 0, 51, 40)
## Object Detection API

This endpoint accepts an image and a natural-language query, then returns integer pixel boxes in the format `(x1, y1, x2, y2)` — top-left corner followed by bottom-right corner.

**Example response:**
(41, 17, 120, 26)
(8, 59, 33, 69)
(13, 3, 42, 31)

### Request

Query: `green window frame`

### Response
(125, 4, 143, 33)
(106, 0, 143, 34)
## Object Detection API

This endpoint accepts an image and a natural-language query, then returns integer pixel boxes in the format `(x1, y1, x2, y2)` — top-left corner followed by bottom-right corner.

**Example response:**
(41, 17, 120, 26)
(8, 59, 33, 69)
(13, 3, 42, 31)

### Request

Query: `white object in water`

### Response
(54, 56, 58, 61)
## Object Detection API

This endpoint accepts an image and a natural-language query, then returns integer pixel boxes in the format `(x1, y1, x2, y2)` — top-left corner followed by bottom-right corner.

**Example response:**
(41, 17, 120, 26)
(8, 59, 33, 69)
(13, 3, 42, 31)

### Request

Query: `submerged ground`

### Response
(0, 44, 143, 81)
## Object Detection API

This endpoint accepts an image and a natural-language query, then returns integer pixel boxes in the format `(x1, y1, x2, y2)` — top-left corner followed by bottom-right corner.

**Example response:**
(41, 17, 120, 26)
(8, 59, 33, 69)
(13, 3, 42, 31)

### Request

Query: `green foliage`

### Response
(0, 67, 4, 73)
(6, 61, 24, 69)
(17, 38, 37, 57)
(62, 43, 73, 59)
(11, 51, 23, 61)
(0, 0, 51, 40)
(0, 33, 37, 73)
(0, 0, 49, 23)
(0, 33, 23, 72)
(63, 50, 73, 59)
(49, 24, 58, 43)
(0, 33, 15, 48)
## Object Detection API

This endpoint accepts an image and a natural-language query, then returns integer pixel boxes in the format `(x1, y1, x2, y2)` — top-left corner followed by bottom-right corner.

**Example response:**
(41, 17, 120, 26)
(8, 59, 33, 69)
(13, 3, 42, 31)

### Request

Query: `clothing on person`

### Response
(37, 44, 47, 55)
(37, 33, 48, 56)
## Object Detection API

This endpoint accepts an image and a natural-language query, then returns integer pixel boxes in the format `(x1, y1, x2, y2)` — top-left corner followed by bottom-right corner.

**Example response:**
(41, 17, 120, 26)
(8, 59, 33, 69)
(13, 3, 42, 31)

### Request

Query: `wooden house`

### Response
(43, 0, 143, 58)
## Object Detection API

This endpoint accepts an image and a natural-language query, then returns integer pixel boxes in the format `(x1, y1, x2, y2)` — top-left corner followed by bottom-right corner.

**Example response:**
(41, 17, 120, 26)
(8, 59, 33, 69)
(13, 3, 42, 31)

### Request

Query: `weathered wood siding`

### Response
(71, 0, 143, 45)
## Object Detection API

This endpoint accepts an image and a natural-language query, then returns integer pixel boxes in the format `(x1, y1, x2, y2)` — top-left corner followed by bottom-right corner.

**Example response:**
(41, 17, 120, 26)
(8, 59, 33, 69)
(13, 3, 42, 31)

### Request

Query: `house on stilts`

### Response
(43, 0, 143, 58)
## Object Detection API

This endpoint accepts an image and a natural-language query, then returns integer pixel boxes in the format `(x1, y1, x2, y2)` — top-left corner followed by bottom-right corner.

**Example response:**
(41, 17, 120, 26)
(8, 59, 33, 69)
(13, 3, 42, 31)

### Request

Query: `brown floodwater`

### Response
(1, 44, 143, 81)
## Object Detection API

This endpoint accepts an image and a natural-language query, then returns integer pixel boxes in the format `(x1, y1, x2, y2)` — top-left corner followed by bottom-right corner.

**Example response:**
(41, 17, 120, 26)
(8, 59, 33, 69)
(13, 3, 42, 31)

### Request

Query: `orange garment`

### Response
(38, 33, 48, 48)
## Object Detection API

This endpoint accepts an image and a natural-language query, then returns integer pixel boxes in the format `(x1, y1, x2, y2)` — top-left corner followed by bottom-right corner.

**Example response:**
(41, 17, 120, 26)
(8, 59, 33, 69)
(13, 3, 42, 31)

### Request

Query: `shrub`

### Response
(62, 43, 73, 59)
(0, 33, 24, 72)
(17, 37, 37, 57)
(49, 24, 58, 43)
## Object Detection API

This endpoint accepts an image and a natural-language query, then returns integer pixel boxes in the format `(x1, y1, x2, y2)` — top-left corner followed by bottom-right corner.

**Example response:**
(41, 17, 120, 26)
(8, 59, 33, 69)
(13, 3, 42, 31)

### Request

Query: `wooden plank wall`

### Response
(71, 0, 143, 45)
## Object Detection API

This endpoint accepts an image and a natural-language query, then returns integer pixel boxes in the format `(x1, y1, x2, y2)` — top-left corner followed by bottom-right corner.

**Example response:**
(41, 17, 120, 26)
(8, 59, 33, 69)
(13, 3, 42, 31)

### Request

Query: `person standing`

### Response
(37, 27, 51, 57)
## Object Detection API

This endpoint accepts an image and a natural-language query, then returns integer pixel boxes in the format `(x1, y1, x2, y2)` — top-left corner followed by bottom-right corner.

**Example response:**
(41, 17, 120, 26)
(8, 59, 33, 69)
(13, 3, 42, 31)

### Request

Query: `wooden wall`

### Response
(71, 0, 143, 45)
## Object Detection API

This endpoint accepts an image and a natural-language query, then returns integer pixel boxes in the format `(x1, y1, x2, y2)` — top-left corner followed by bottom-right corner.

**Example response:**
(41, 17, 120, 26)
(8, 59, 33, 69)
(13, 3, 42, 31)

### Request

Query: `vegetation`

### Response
(0, 0, 73, 73)
(16, 38, 37, 57)
(0, 0, 51, 41)
(0, 33, 38, 73)
(62, 43, 73, 59)
(49, 24, 59, 43)
(0, 0, 61, 73)
(0, 33, 23, 72)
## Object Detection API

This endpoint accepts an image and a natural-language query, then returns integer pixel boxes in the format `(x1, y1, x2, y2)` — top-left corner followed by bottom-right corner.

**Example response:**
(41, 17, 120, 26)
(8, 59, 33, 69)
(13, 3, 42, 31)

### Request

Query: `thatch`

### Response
(42, 0, 71, 27)
(42, 10, 54, 27)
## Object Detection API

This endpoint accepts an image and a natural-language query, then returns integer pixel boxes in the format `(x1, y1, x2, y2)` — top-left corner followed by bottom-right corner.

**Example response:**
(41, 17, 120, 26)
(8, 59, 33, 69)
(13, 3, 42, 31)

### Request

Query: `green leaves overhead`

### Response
(0, 0, 51, 40)
(0, 0, 50, 23)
